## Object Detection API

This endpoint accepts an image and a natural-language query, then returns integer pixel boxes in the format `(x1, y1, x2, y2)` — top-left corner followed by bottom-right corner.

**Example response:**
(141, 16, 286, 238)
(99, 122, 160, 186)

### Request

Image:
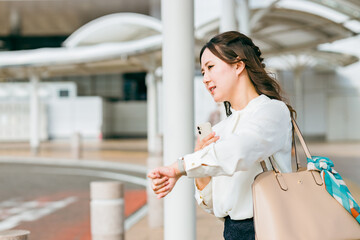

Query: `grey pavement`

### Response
(0, 139, 359, 240)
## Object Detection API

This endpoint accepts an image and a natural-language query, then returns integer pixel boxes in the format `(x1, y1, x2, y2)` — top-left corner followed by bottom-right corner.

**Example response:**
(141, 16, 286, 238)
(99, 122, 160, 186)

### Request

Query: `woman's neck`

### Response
(229, 76, 259, 111)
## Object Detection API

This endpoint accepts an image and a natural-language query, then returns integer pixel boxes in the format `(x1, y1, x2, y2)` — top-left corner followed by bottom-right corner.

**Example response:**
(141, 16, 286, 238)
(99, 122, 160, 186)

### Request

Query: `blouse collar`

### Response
(229, 94, 269, 113)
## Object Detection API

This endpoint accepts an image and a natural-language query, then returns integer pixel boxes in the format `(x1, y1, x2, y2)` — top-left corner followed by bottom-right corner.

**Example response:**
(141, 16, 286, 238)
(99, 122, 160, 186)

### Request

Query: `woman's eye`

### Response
(208, 65, 213, 70)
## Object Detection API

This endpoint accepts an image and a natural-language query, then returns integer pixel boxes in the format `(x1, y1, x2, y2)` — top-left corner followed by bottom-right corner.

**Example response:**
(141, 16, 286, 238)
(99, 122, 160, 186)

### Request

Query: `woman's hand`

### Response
(194, 132, 219, 152)
(148, 132, 220, 198)
(148, 162, 181, 199)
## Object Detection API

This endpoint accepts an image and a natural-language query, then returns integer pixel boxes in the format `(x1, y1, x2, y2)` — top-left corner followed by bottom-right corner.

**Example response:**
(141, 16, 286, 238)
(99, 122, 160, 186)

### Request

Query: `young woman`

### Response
(148, 31, 296, 240)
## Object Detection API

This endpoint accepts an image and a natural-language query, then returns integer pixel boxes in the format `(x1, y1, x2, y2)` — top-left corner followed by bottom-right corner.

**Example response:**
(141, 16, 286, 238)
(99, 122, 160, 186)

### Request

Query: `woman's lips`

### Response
(209, 86, 216, 94)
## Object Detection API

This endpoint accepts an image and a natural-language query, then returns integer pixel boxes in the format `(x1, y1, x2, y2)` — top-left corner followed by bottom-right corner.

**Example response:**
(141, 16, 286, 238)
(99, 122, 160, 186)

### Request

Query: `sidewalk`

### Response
(0, 139, 359, 240)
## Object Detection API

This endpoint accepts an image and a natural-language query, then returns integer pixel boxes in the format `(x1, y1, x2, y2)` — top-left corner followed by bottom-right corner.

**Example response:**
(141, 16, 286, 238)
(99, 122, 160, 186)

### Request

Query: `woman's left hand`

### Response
(148, 164, 181, 198)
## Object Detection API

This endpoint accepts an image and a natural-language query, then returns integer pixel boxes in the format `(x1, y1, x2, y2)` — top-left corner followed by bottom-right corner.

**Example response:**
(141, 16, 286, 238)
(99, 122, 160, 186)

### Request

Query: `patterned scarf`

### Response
(307, 156, 360, 224)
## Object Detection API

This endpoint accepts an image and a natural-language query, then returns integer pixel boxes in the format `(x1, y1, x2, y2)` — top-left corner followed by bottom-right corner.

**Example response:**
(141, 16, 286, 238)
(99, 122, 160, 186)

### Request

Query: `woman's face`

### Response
(201, 48, 238, 103)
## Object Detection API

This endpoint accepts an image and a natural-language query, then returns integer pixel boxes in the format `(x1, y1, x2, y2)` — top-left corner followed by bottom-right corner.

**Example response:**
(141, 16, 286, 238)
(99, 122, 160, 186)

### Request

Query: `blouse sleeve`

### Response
(194, 179, 214, 214)
(183, 100, 291, 178)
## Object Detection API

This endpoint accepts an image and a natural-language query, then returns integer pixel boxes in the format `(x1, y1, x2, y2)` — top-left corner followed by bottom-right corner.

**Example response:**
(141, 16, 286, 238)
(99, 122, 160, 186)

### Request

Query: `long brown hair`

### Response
(200, 31, 296, 119)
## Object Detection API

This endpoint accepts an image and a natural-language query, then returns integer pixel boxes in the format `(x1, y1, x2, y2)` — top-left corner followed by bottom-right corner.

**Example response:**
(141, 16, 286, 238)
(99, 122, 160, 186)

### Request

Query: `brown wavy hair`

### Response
(200, 31, 296, 119)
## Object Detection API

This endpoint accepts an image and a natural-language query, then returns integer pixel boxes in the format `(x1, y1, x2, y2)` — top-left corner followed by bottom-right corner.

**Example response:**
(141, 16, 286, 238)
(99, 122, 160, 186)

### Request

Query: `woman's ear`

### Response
(235, 61, 246, 76)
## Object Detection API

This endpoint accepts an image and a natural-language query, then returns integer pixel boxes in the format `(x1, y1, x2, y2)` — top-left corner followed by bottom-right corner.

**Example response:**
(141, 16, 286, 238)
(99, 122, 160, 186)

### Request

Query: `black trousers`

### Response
(223, 216, 255, 240)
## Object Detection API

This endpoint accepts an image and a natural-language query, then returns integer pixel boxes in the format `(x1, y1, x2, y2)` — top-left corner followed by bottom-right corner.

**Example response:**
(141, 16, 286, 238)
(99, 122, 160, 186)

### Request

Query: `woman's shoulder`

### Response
(252, 95, 290, 118)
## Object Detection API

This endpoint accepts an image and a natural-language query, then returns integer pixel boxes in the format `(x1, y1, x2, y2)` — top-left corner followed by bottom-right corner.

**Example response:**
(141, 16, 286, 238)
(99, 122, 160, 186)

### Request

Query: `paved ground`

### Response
(0, 163, 146, 240)
(0, 139, 359, 240)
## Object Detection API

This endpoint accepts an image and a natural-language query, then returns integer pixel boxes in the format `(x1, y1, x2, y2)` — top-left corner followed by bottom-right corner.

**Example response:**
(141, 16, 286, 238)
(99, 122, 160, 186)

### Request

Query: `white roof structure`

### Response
(0, 1, 359, 79)
(0, 13, 163, 79)
(195, 1, 359, 57)
(265, 50, 358, 71)
(63, 13, 162, 48)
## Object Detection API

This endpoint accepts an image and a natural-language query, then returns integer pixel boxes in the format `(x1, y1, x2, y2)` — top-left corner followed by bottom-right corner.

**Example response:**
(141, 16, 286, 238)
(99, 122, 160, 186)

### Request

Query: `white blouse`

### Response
(183, 94, 293, 220)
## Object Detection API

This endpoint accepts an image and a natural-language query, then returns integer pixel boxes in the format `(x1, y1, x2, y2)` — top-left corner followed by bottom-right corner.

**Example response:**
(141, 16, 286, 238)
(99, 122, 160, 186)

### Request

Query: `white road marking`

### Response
(0, 197, 77, 231)
(0, 198, 22, 208)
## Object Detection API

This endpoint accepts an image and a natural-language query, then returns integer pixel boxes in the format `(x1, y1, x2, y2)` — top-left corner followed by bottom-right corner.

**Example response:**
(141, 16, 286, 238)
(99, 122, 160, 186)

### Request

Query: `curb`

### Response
(0, 156, 148, 174)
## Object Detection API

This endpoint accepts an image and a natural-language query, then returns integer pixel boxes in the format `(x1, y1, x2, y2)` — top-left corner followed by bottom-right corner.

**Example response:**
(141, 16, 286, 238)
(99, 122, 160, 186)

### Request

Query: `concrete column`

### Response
(146, 71, 164, 228)
(220, 0, 237, 32)
(30, 75, 40, 155)
(150, 0, 161, 19)
(294, 67, 304, 129)
(9, 8, 21, 35)
(146, 71, 158, 159)
(71, 132, 82, 159)
(90, 181, 124, 240)
(0, 230, 30, 240)
(161, 0, 196, 239)
(238, 0, 250, 35)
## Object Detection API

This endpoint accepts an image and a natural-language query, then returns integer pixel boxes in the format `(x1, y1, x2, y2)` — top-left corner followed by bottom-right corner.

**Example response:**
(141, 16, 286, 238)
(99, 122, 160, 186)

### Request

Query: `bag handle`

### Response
(291, 118, 312, 160)
(260, 118, 312, 173)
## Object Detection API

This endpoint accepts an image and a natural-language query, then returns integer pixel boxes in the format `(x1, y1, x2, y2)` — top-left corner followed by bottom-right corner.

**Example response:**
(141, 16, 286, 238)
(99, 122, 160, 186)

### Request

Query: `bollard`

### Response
(71, 132, 82, 159)
(0, 230, 30, 240)
(90, 181, 125, 240)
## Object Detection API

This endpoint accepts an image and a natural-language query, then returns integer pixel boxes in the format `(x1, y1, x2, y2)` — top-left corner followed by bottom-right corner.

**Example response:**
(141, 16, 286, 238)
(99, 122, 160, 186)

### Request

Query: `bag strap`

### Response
(260, 117, 312, 173)
(291, 118, 312, 160)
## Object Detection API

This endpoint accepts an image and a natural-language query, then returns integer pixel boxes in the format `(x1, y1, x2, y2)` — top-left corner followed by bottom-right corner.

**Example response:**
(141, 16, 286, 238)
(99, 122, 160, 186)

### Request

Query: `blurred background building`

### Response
(0, 0, 359, 144)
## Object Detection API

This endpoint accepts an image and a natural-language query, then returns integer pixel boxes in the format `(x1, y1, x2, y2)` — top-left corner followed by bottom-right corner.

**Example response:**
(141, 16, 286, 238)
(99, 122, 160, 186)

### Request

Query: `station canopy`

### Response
(0, 0, 359, 79)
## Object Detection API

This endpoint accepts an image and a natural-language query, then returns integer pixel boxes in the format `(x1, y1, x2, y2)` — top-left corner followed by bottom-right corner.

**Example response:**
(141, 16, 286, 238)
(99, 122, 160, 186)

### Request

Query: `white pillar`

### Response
(146, 71, 158, 159)
(220, 0, 237, 32)
(161, 0, 196, 239)
(71, 132, 82, 159)
(238, 0, 250, 35)
(294, 67, 304, 129)
(30, 75, 40, 155)
(146, 71, 164, 228)
(150, 0, 161, 19)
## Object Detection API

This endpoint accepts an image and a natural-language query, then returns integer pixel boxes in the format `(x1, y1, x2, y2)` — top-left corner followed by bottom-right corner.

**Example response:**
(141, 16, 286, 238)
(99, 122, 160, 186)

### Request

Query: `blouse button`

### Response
(192, 163, 195, 166)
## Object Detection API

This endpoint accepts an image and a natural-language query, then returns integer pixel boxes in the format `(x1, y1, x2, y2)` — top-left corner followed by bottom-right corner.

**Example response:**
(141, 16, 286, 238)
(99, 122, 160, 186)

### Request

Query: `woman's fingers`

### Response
(202, 132, 216, 143)
(204, 135, 220, 146)
(152, 179, 169, 192)
(154, 184, 170, 194)
(148, 168, 162, 179)
(153, 176, 168, 185)
(195, 132, 219, 151)
(157, 191, 170, 199)
(201, 133, 219, 147)
(147, 166, 179, 198)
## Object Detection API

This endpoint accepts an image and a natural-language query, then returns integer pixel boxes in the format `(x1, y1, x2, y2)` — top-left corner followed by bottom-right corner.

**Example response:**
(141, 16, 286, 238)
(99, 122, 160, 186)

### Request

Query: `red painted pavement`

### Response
(13, 189, 147, 240)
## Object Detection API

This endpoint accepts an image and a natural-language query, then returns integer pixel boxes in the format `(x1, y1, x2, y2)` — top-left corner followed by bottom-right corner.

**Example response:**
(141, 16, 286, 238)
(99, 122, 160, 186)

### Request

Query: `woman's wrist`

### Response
(170, 160, 185, 178)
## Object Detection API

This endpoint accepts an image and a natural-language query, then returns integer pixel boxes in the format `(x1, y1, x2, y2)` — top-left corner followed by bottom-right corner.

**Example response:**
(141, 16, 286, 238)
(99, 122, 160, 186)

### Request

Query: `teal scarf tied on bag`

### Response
(307, 156, 360, 224)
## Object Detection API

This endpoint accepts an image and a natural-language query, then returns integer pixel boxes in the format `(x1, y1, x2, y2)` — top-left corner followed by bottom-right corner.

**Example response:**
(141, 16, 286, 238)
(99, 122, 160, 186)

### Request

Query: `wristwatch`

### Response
(177, 157, 187, 176)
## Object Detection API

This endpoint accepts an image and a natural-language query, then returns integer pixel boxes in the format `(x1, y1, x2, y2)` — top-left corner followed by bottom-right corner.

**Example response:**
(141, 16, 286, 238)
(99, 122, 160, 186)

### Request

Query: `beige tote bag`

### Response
(252, 119, 360, 240)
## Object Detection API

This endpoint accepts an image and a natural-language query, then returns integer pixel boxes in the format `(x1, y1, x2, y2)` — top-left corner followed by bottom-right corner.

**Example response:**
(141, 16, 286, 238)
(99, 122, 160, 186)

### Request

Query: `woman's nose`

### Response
(203, 73, 210, 84)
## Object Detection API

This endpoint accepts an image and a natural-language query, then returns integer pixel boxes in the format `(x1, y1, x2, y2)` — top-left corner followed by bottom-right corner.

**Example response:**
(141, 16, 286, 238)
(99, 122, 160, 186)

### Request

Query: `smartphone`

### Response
(197, 122, 213, 141)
